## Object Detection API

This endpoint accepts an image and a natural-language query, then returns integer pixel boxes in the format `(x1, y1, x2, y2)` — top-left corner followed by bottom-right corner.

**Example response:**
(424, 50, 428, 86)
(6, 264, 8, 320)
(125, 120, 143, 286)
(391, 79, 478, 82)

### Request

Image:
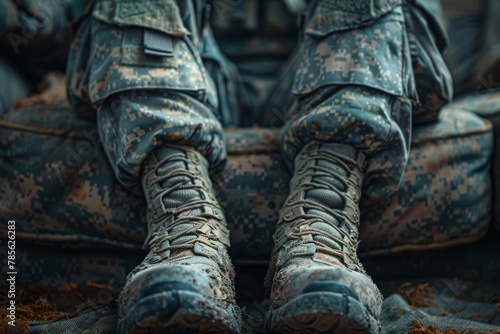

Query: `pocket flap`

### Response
(93, 0, 189, 37)
(305, 0, 402, 37)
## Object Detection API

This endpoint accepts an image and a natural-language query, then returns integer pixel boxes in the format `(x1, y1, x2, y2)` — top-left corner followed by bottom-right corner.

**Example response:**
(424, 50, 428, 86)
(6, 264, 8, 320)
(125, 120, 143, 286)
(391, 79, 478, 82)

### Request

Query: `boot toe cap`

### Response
(272, 263, 382, 318)
(119, 263, 232, 316)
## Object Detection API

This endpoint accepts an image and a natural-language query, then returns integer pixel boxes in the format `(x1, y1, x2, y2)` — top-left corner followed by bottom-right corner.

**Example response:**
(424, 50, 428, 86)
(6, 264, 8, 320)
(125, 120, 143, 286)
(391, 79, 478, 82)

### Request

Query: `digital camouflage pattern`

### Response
(0, 1, 497, 332)
(97, 90, 228, 196)
(361, 107, 493, 255)
(442, 88, 500, 233)
(281, 0, 453, 201)
(65, 0, 453, 202)
(0, 102, 492, 267)
(281, 3, 414, 198)
(0, 0, 491, 266)
(66, 0, 259, 193)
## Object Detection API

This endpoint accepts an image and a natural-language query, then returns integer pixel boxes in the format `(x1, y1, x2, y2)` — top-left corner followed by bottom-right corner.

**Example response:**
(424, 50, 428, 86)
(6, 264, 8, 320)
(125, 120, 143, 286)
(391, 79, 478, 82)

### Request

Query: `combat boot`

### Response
(117, 147, 241, 334)
(266, 142, 382, 334)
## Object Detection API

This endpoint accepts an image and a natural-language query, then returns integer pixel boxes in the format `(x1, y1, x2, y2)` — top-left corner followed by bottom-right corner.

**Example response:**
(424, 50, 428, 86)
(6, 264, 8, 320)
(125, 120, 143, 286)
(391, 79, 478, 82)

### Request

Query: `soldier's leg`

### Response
(266, 1, 452, 333)
(67, 1, 240, 333)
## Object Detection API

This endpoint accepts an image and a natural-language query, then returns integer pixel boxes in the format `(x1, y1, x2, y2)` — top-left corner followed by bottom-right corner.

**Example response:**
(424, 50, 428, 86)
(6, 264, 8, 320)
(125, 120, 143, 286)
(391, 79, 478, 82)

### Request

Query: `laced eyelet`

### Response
(297, 166, 306, 174)
(147, 255, 162, 264)
(286, 194, 298, 205)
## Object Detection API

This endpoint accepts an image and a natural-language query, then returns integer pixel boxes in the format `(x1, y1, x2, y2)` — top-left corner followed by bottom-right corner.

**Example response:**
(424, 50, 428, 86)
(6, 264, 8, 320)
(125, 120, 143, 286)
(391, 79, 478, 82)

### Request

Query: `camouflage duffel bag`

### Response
(443, 88, 500, 232)
(0, 103, 493, 285)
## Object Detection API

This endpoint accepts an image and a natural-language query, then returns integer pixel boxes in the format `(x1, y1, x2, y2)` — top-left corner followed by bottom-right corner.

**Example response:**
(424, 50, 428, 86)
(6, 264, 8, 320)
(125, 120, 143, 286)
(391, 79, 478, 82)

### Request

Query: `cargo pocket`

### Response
(87, 0, 207, 104)
(293, 3, 416, 100)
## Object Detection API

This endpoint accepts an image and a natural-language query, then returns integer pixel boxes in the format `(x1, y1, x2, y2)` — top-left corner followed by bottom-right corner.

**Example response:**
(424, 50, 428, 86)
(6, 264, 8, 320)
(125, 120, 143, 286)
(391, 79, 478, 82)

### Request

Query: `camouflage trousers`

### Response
(67, 0, 453, 199)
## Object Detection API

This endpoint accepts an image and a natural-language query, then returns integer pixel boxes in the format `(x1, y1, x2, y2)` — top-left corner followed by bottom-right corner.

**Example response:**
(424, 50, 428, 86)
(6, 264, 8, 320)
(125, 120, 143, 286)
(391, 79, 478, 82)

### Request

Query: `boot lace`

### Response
(145, 154, 229, 260)
(276, 149, 362, 266)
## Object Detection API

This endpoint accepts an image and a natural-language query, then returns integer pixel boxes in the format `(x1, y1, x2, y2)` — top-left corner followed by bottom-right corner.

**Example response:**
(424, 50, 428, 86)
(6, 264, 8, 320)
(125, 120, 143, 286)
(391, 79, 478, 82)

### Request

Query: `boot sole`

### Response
(118, 289, 240, 334)
(267, 291, 380, 334)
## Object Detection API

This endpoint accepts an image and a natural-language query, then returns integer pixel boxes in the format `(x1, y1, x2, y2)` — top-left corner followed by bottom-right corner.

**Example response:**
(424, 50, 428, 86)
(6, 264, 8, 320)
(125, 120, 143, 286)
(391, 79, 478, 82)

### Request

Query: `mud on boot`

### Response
(266, 142, 382, 334)
(117, 147, 241, 334)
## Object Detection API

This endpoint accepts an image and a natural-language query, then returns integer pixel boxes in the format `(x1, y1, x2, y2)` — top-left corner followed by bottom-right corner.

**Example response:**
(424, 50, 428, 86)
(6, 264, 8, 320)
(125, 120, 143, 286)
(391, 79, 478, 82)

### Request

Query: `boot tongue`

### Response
(302, 157, 346, 217)
(306, 209, 339, 225)
(314, 159, 347, 190)
(305, 189, 344, 208)
(299, 155, 354, 251)
(303, 188, 344, 227)
(156, 159, 206, 211)
(157, 159, 185, 176)
(308, 221, 343, 250)
(317, 159, 347, 176)
(154, 150, 210, 248)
